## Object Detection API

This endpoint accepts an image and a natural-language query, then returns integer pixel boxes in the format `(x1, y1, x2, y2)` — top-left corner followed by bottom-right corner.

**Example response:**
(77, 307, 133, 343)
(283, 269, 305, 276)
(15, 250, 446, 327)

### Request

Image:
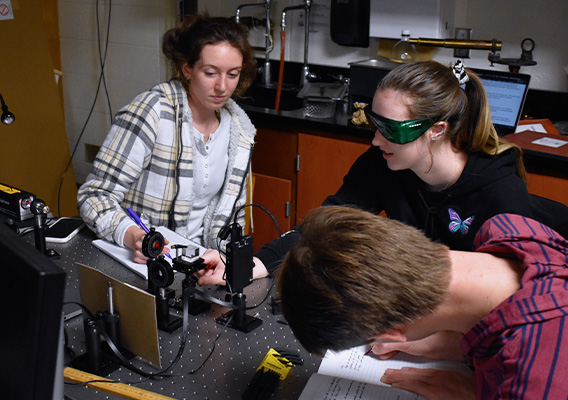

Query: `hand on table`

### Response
(195, 250, 270, 286)
(370, 331, 465, 362)
(380, 367, 475, 400)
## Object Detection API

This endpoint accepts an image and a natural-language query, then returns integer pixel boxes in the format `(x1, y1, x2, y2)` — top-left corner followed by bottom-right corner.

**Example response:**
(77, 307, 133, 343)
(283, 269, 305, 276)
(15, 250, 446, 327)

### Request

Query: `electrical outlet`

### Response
(454, 28, 472, 59)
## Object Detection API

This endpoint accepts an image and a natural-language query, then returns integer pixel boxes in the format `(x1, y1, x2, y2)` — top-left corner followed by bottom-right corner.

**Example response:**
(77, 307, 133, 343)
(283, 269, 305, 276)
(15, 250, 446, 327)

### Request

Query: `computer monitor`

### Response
(472, 68, 531, 136)
(0, 223, 66, 400)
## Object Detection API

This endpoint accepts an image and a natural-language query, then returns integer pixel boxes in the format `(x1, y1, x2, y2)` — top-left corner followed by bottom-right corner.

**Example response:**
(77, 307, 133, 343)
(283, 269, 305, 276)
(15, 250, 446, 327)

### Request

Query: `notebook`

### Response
(471, 68, 531, 136)
(299, 345, 472, 400)
(92, 226, 206, 279)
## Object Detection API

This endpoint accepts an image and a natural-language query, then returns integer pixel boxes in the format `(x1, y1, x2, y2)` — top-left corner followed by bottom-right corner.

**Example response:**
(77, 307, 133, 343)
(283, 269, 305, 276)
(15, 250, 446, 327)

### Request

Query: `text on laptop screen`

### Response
(481, 77, 527, 128)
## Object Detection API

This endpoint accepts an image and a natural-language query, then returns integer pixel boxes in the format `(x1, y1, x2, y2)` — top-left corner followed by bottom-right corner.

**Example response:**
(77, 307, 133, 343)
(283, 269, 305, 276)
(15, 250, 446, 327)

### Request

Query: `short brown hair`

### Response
(278, 206, 451, 355)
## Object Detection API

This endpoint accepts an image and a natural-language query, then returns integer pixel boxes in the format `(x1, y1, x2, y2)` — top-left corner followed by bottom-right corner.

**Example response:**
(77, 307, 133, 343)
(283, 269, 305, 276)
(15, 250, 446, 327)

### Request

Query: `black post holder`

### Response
(29, 199, 59, 259)
(215, 223, 262, 333)
(216, 293, 262, 333)
(69, 316, 134, 377)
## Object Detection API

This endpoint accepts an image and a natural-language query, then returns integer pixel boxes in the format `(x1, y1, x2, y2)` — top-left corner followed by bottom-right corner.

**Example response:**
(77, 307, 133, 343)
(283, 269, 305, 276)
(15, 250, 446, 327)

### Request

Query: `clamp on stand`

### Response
(143, 228, 182, 333)
(216, 222, 262, 333)
(26, 198, 59, 258)
(170, 244, 211, 316)
(147, 263, 182, 334)
(143, 228, 211, 333)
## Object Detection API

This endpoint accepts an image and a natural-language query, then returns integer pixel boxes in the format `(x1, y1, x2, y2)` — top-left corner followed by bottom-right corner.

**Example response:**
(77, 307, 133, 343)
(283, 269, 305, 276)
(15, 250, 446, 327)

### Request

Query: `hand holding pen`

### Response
(126, 208, 172, 261)
(127, 207, 150, 234)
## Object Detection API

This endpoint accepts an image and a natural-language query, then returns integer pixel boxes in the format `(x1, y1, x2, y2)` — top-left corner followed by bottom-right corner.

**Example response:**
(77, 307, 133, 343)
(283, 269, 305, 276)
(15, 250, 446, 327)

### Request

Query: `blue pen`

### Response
(127, 208, 149, 233)
(127, 208, 172, 259)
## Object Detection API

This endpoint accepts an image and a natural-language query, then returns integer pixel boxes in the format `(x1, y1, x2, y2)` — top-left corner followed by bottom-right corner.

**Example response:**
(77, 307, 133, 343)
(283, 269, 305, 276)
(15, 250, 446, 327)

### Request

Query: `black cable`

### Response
(168, 106, 183, 230)
(234, 203, 282, 239)
(97, 0, 113, 122)
(185, 312, 233, 375)
(57, 0, 113, 217)
(217, 144, 255, 245)
(63, 289, 231, 386)
(63, 298, 180, 383)
(245, 273, 277, 311)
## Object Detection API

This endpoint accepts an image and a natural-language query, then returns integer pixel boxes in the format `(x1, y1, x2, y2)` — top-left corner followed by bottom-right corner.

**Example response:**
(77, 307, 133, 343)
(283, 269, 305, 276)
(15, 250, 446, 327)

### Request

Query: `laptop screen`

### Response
(471, 68, 531, 136)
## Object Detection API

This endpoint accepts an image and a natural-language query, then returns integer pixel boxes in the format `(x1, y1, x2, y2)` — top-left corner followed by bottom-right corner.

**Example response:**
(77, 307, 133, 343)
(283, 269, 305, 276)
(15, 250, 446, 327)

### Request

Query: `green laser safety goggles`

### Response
(365, 109, 441, 145)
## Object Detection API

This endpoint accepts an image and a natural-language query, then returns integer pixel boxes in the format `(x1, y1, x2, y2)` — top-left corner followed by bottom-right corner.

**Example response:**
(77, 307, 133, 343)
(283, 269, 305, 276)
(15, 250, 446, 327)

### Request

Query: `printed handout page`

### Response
(299, 373, 422, 400)
(299, 345, 472, 400)
(319, 345, 470, 385)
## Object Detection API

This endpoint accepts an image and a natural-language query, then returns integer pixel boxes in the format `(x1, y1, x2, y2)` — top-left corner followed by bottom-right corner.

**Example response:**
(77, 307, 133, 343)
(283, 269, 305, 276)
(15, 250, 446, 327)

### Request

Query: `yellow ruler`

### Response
(64, 367, 178, 400)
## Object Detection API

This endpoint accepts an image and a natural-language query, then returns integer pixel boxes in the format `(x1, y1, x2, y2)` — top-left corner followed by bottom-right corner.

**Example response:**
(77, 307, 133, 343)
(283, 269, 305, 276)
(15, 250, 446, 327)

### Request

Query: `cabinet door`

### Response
(296, 133, 370, 222)
(251, 173, 292, 252)
(527, 173, 568, 206)
(252, 127, 298, 223)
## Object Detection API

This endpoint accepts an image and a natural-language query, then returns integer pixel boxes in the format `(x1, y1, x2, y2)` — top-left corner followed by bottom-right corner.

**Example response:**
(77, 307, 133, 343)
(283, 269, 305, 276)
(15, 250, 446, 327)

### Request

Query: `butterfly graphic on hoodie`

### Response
(448, 208, 475, 235)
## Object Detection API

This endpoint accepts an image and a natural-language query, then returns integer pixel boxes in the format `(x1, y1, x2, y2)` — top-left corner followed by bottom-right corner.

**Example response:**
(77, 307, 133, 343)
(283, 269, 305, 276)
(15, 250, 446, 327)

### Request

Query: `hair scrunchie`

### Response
(451, 60, 469, 84)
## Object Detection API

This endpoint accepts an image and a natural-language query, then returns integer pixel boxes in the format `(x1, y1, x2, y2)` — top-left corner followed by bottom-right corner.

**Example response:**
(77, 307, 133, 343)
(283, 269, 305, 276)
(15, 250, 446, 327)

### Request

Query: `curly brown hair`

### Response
(162, 11, 256, 98)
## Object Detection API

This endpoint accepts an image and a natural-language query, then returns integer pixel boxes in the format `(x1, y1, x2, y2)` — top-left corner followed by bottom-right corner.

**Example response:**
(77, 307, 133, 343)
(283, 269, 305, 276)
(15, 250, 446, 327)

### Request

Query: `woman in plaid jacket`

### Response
(78, 12, 256, 263)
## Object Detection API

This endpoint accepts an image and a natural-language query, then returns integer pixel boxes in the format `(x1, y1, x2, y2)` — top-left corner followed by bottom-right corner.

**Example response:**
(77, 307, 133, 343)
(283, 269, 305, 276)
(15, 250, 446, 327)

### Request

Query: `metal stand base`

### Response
(171, 295, 211, 316)
(216, 292, 262, 333)
(69, 343, 134, 377)
(155, 288, 183, 333)
(216, 310, 262, 333)
(158, 316, 183, 333)
(45, 248, 60, 259)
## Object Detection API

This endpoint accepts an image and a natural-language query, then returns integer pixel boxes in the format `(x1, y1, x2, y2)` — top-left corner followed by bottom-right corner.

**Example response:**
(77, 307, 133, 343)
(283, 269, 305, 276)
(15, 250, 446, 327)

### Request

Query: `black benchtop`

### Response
(240, 102, 568, 175)
(240, 102, 375, 142)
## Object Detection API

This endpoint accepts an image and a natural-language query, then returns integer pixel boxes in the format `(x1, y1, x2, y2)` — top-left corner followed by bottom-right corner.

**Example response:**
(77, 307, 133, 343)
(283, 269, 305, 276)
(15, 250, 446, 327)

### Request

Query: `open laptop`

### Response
(472, 68, 531, 136)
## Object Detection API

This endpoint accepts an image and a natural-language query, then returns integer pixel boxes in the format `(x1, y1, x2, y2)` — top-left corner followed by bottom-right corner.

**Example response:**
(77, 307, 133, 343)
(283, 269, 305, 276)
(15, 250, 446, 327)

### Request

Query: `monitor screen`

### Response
(0, 223, 66, 400)
(472, 68, 531, 136)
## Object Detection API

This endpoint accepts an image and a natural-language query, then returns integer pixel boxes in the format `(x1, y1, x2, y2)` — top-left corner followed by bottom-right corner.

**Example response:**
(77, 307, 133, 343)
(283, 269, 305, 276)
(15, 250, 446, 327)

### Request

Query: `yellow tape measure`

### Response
(64, 367, 178, 400)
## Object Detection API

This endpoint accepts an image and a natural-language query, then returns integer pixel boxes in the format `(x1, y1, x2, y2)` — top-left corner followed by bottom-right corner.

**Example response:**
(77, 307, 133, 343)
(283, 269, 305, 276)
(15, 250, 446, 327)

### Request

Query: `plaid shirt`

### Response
(78, 79, 255, 249)
(463, 214, 568, 399)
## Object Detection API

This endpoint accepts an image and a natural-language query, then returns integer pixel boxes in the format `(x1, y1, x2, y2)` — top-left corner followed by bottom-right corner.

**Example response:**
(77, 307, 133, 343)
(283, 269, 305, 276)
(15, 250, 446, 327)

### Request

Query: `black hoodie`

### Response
(256, 145, 568, 272)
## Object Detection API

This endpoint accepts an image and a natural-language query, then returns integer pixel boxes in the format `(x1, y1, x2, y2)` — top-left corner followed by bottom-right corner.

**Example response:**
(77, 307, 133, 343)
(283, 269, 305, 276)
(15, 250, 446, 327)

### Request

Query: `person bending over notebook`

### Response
(278, 206, 568, 400)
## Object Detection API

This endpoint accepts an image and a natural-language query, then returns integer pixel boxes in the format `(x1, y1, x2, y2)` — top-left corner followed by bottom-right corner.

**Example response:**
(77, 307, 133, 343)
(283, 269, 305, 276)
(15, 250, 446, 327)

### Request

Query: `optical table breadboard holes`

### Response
(39, 228, 321, 399)
(64, 367, 177, 400)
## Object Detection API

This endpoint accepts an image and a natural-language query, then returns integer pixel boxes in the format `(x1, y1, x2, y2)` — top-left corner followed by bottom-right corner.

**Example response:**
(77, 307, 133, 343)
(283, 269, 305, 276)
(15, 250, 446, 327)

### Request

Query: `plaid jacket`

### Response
(77, 79, 256, 249)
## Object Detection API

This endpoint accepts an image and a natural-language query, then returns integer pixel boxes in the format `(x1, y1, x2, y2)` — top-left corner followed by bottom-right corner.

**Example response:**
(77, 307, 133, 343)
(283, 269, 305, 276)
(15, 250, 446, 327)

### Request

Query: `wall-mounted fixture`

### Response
(488, 38, 537, 73)
(235, 0, 273, 87)
(388, 37, 503, 65)
(402, 37, 537, 73)
(1, 93, 15, 125)
(406, 37, 502, 63)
